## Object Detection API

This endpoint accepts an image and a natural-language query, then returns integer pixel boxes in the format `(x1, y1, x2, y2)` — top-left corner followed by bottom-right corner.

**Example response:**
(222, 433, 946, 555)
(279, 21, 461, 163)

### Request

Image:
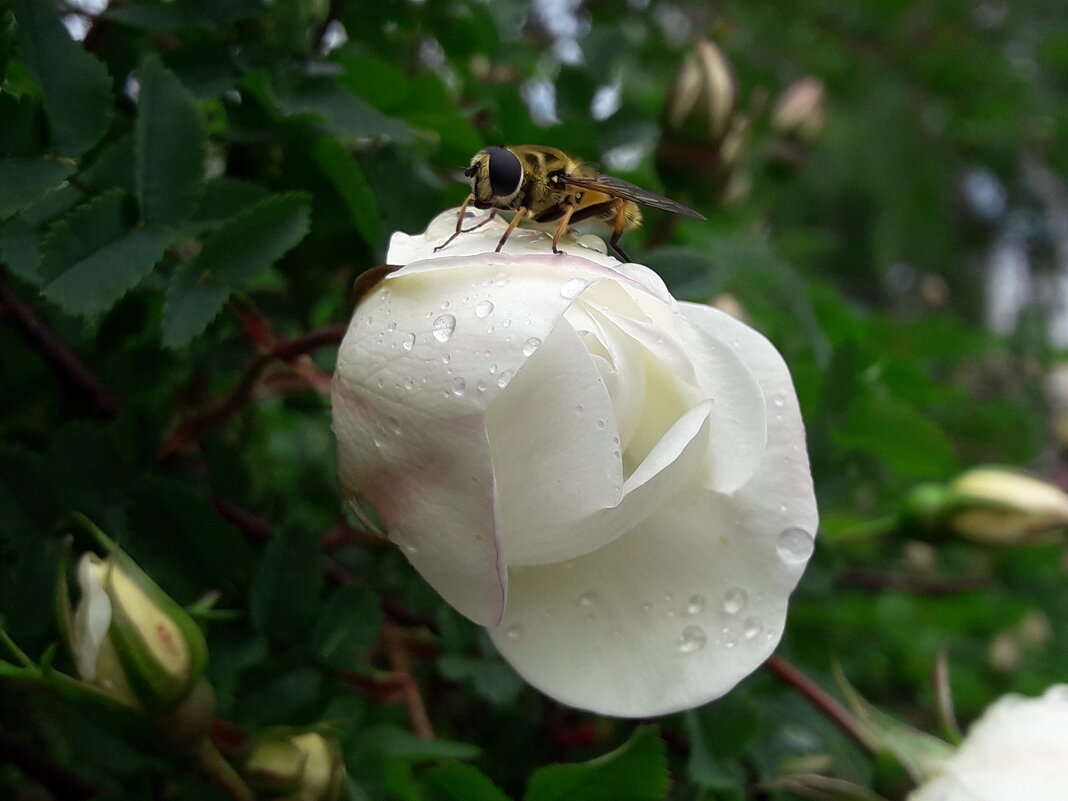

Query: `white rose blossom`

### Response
(909, 685, 1068, 801)
(331, 209, 818, 717)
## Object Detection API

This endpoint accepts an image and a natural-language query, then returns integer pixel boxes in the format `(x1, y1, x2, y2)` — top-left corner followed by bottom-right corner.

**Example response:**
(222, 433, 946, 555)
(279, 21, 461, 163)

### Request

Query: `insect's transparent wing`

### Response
(560, 173, 706, 220)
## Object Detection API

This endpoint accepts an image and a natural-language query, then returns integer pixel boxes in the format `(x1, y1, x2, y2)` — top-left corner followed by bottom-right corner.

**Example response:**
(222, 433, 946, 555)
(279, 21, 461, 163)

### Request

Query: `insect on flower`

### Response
(435, 145, 706, 262)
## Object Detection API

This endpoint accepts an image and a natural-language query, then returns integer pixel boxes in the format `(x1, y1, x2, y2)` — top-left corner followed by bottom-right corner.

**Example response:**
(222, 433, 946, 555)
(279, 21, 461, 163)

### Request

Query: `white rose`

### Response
(909, 685, 1068, 801)
(331, 209, 818, 717)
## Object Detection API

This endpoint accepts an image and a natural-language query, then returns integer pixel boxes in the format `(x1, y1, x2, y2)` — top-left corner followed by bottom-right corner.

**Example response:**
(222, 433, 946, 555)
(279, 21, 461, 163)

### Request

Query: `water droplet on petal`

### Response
(451, 377, 466, 396)
(477, 379, 488, 392)
(678, 625, 707, 654)
(505, 624, 525, 640)
(773, 394, 786, 408)
(686, 595, 705, 615)
(777, 527, 815, 564)
(743, 617, 763, 641)
(475, 300, 495, 318)
(522, 337, 542, 357)
(560, 278, 588, 299)
(432, 314, 457, 342)
(401, 333, 416, 351)
(386, 416, 402, 434)
(723, 587, 748, 615)
(642, 602, 653, 613)
(578, 591, 598, 608)
(497, 369, 515, 388)
(402, 544, 418, 556)
(387, 322, 397, 333)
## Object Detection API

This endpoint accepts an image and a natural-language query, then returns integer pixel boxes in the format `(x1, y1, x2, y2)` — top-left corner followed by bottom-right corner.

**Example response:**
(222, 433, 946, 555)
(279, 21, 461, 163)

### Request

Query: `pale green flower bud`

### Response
(903, 467, 1068, 545)
(69, 549, 208, 711)
(247, 731, 346, 801)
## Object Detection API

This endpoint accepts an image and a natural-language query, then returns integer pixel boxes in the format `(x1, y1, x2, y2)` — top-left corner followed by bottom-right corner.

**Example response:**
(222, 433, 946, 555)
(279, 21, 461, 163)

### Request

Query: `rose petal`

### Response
(490, 483, 804, 717)
(488, 317, 624, 566)
(679, 301, 816, 531)
(72, 553, 111, 680)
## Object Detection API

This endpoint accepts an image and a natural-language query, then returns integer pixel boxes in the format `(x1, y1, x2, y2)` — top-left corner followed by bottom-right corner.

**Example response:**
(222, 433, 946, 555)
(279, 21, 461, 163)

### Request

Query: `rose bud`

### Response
(904, 467, 1068, 545)
(770, 76, 826, 144)
(664, 39, 736, 145)
(909, 686, 1068, 800)
(66, 548, 208, 711)
(246, 731, 346, 801)
(331, 210, 818, 717)
(657, 40, 743, 202)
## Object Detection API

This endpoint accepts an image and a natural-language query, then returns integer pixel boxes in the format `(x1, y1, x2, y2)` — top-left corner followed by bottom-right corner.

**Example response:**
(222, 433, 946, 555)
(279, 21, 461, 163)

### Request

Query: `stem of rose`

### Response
(763, 654, 868, 751)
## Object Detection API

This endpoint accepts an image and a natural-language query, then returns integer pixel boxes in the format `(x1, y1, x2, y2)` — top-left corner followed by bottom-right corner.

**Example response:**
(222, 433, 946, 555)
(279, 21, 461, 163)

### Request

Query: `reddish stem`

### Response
(0, 278, 123, 418)
(763, 654, 868, 751)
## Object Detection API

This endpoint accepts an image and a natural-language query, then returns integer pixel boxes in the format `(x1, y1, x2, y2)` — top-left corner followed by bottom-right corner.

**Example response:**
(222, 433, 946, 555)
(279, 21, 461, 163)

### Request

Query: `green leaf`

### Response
(834, 393, 958, 479)
(160, 258, 231, 348)
(0, 158, 74, 219)
(161, 192, 311, 347)
(312, 583, 383, 669)
(135, 57, 205, 225)
(260, 75, 413, 144)
(42, 226, 173, 315)
(354, 725, 481, 762)
(38, 190, 128, 284)
(523, 727, 669, 801)
(249, 521, 323, 644)
(683, 710, 748, 793)
(0, 215, 41, 282)
(313, 138, 384, 248)
(12, 0, 113, 156)
(437, 654, 524, 707)
(423, 762, 513, 801)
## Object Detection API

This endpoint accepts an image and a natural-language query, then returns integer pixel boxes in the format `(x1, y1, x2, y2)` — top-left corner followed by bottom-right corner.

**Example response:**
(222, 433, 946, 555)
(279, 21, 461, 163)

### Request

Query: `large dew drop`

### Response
(432, 314, 457, 342)
(776, 527, 815, 564)
(677, 625, 707, 654)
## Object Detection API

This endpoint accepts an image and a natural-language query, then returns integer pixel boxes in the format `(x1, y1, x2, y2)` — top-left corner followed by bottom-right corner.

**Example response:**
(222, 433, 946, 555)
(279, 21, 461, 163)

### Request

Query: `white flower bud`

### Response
(331, 210, 818, 717)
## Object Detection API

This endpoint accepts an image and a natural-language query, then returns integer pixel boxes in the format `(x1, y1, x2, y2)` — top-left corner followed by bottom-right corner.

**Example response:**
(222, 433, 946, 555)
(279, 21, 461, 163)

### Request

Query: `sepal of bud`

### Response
(246, 730, 346, 801)
(64, 522, 208, 711)
(771, 76, 826, 144)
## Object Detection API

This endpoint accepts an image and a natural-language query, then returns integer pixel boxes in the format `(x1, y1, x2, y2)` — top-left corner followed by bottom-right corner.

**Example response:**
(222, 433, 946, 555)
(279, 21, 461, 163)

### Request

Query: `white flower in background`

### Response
(331, 209, 818, 717)
(909, 685, 1068, 801)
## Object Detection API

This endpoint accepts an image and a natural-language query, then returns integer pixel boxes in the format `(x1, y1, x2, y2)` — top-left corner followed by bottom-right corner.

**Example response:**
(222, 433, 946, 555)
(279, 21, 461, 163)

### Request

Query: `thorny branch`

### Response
(161, 302, 346, 455)
(0, 278, 123, 419)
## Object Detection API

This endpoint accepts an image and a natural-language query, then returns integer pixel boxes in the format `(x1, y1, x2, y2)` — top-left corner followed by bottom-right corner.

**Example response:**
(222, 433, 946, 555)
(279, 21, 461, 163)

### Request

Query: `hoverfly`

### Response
(434, 145, 705, 263)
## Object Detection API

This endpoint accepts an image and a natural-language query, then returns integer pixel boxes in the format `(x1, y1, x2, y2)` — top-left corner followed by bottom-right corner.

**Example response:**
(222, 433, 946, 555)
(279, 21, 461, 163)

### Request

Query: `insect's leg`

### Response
(461, 208, 497, 233)
(434, 193, 475, 252)
(551, 205, 577, 255)
(608, 199, 632, 262)
(495, 207, 527, 252)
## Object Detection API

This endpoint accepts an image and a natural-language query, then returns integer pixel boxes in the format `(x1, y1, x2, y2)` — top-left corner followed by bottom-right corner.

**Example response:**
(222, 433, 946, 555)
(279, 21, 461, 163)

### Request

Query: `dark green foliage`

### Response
(1, 0, 1067, 799)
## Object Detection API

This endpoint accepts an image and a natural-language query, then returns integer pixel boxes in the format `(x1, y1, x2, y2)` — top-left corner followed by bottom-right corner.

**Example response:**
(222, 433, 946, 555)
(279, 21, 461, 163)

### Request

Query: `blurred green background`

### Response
(2, 0, 1067, 799)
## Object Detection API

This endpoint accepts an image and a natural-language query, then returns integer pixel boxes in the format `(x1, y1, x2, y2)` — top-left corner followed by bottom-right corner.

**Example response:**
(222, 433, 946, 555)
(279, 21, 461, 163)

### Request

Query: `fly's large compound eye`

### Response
(484, 146, 523, 198)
